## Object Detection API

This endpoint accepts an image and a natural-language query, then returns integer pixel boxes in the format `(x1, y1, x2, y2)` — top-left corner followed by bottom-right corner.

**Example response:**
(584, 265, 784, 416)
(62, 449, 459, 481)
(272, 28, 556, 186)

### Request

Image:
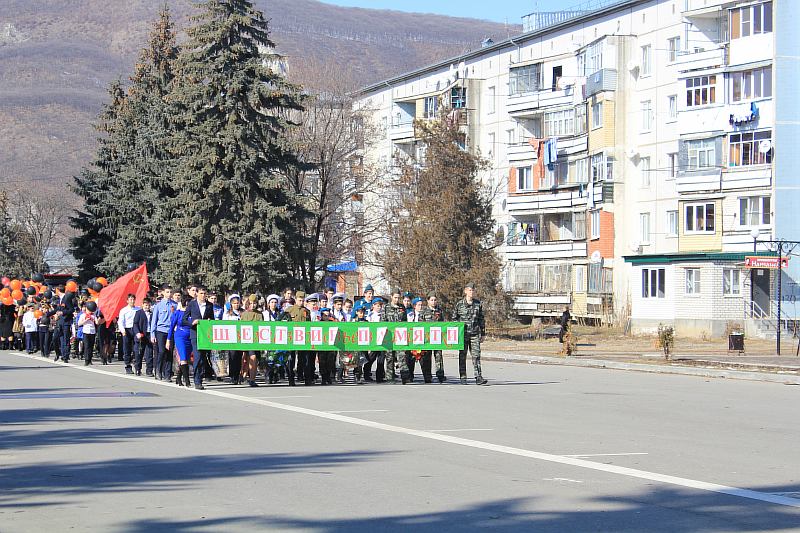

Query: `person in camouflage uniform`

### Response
(452, 282, 488, 385)
(383, 288, 408, 383)
(419, 292, 446, 383)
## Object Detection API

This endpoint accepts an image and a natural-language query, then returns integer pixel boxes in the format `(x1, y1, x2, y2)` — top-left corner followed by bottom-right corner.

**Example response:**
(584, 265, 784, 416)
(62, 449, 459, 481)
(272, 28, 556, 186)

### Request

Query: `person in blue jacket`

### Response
(167, 294, 193, 387)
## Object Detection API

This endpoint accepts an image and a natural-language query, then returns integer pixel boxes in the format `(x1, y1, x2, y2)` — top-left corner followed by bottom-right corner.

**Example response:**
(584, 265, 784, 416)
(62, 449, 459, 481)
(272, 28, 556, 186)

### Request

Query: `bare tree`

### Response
(5, 189, 71, 274)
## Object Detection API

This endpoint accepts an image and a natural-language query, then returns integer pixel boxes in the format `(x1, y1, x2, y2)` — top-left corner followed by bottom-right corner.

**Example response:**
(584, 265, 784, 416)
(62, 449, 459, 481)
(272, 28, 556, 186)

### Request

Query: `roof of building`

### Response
(358, 0, 643, 95)
(624, 251, 777, 265)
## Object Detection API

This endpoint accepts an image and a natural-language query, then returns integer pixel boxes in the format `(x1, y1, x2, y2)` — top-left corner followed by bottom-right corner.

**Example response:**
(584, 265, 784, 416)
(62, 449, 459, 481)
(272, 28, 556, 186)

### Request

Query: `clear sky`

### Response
(318, 0, 567, 23)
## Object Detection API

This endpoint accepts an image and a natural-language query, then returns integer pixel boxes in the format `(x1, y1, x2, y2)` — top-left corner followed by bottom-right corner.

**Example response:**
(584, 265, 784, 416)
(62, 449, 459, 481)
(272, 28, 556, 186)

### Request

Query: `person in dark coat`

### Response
(559, 306, 571, 343)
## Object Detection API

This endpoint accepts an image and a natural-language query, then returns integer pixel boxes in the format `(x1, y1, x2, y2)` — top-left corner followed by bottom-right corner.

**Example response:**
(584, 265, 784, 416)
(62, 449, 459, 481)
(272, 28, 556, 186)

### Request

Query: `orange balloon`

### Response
(9, 279, 21, 291)
(11, 289, 23, 300)
(0, 288, 9, 298)
(65, 281, 78, 293)
(1, 297, 12, 306)
(96, 277, 108, 287)
(34, 310, 43, 319)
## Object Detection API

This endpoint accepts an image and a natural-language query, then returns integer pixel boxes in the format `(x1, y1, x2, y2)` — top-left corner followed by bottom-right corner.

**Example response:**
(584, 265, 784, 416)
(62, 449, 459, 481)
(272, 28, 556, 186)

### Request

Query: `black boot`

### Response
(476, 375, 488, 386)
(336, 368, 344, 384)
(176, 367, 183, 386)
(182, 365, 191, 387)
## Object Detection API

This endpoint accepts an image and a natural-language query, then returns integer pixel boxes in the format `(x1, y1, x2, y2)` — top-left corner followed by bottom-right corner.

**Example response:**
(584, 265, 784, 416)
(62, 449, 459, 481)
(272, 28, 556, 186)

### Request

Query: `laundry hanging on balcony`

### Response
(528, 137, 546, 187)
(543, 137, 559, 170)
(729, 102, 759, 126)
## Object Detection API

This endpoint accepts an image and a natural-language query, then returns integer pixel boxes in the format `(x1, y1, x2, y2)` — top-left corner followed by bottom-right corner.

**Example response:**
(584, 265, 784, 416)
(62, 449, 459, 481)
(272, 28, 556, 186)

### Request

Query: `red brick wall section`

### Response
(588, 210, 615, 259)
(508, 167, 517, 195)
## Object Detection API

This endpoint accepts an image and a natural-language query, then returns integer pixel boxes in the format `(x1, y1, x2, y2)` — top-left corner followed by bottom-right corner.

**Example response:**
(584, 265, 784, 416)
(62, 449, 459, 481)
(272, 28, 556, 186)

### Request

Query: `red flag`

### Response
(97, 264, 150, 322)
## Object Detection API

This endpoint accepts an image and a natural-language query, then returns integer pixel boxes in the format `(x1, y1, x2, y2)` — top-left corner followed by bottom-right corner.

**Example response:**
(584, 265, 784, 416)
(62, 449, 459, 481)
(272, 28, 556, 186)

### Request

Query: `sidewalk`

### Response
(477, 337, 800, 384)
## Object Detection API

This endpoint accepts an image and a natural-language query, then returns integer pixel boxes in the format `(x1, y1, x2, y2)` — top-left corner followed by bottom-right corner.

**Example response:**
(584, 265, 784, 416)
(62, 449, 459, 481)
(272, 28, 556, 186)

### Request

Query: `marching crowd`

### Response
(2, 280, 489, 389)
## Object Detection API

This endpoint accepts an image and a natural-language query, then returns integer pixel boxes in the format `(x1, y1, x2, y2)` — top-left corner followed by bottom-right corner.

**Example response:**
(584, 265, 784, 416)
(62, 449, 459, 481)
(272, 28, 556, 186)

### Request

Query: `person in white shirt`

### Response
(78, 301, 99, 365)
(222, 295, 244, 384)
(22, 305, 37, 353)
(117, 294, 139, 369)
(405, 298, 424, 382)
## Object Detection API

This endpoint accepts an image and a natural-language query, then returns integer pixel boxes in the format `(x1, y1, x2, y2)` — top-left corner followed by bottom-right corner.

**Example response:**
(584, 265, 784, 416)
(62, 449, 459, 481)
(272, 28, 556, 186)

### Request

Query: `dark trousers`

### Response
(25, 331, 36, 353)
(318, 352, 335, 383)
(155, 332, 171, 380)
(122, 329, 135, 366)
(83, 333, 96, 364)
(406, 352, 417, 380)
(60, 323, 72, 361)
(420, 351, 432, 382)
(38, 329, 50, 357)
(190, 335, 208, 386)
(363, 352, 386, 381)
(294, 351, 305, 380)
(134, 336, 153, 374)
(228, 350, 243, 383)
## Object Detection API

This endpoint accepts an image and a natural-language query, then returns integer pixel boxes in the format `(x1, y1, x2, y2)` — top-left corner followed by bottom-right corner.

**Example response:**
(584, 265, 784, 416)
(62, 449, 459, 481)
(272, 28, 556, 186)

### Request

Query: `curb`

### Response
(481, 352, 800, 385)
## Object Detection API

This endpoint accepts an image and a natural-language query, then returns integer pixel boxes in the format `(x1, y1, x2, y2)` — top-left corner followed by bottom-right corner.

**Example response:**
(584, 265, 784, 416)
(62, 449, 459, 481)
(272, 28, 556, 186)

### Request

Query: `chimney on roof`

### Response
(481, 38, 494, 48)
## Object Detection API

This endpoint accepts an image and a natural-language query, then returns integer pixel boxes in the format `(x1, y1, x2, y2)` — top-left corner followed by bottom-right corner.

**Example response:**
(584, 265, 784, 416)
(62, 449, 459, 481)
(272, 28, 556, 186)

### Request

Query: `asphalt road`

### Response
(1, 350, 799, 532)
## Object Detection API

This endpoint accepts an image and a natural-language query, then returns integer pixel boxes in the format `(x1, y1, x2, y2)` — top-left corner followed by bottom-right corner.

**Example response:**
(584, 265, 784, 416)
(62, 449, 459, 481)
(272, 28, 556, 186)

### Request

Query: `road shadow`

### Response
(114, 486, 800, 532)
(0, 451, 393, 509)
(0, 406, 174, 426)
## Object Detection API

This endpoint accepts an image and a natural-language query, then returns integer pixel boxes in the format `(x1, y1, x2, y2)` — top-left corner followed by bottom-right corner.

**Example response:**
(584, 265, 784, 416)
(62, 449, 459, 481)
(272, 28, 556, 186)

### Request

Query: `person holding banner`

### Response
(240, 295, 262, 387)
(406, 297, 424, 382)
(263, 294, 292, 385)
(452, 283, 488, 386)
(419, 292, 447, 383)
(183, 286, 216, 390)
(383, 288, 409, 384)
(167, 294, 192, 387)
(286, 291, 310, 385)
(363, 297, 385, 382)
(223, 295, 244, 385)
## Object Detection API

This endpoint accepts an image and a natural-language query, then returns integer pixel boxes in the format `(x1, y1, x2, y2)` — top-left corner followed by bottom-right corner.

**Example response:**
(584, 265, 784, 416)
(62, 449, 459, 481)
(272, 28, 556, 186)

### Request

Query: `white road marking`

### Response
(544, 478, 584, 483)
(563, 453, 649, 458)
(250, 395, 313, 399)
(327, 409, 389, 414)
(424, 428, 495, 432)
(7, 351, 800, 510)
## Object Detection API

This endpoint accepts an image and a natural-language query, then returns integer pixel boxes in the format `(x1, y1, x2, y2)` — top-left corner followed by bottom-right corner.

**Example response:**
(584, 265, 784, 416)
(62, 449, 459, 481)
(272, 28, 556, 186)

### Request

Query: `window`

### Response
(729, 130, 772, 167)
(380, 116, 388, 131)
(450, 87, 467, 109)
(487, 86, 496, 114)
(574, 265, 587, 292)
(590, 209, 601, 239)
(687, 138, 716, 170)
(668, 95, 677, 120)
(739, 196, 771, 226)
(684, 202, 715, 233)
(591, 101, 603, 129)
(668, 152, 677, 178)
(506, 128, 516, 146)
(573, 211, 586, 240)
(641, 100, 652, 131)
(575, 104, 587, 134)
(552, 65, 563, 91)
(424, 96, 438, 119)
(642, 268, 665, 299)
(544, 108, 575, 137)
(582, 41, 604, 75)
(641, 45, 652, 76)
(640, 157, 651, 187)
(517, 166, 533, 190)
(574, 158, 588, 184)
(730, 67, 772, 102)
(685, 268, 701, 295)
(723, 269, 741, 296)
(487, 132, 495, 159)
(546, 161, 569, 188)
(509, 63, 542, 95)
(591, 153, 604, 182)
(730, 2, 772, 40)
(640, 213, 651, 244)
(685, 75, 717, 107)
(668, 37, 681, 62)
(667, 210, 678, 237)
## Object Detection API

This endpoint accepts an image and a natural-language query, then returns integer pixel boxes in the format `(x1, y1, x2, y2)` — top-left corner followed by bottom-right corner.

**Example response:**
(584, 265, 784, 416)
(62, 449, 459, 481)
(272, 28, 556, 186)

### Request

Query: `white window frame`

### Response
(575, 103, 588, 134)
(738, 196, 771, 227)
(668, 37, 681, 62)
(685, 75, 717, 107)
(506, 128, 516, 146)
(424, 96, 438, 119)
(729, 130, 772, 167)
(575, 158, 589, 184)
(544, 108, 575, 137)
(684, 202, 716, 234)
(574, 265, 587, 293)
(641, 100, 652, 132)
(685, 268, 701, 295)
(668, 152, 677, 179)
(640, 157, 651, 188)
(509, 63, 542, 95)
(687, 138, 716, 170)
(517, 166, 533, 191)
(642, 268, 666, 299)
(591, 101, 603, 129)
(723, 268, 741, 296)
(668, 95, 677, 120)
(640, 212, 651, 245)
(487, 132, 495, 159)
(730, 2, 772, 40)
(730, 67, 772, 102)
(641, 45, 652, 77)
(487, 86, 496, 114)
(666, 210, 678, 237)
(590, 209, 601, 240)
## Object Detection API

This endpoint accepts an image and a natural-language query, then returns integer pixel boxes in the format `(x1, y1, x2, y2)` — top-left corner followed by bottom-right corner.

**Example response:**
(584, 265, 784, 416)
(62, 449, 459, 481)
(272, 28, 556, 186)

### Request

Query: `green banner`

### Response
(196, 320, 464, 351)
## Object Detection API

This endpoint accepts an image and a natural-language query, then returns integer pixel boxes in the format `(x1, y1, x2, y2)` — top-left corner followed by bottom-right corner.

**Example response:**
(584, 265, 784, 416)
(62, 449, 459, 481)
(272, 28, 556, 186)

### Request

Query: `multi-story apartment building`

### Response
(355, 0, 797, 337)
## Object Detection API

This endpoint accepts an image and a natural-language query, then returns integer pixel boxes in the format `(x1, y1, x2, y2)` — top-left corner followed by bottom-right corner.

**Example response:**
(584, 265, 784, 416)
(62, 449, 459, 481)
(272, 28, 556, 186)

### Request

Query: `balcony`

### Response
(388, 121, 414, 143)
(585, 69, 617, 97)
(505, 240, 587, 261)
(675, 47, 727, 73)
(507, 142, 536, 163)
(506, 87, 575, 117)
(506, 187, 591, 214)
(675, 168, 721, 193)
(721, 166, 772, 190)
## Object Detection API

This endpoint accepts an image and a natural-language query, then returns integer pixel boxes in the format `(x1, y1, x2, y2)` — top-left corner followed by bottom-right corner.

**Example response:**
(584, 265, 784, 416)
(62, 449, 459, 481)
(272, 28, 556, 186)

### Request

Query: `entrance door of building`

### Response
(751, 269, 771, 318)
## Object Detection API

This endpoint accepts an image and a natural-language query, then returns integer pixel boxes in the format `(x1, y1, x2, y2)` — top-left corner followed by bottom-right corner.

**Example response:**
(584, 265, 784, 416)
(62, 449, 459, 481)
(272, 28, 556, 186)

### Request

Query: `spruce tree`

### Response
(159, 0, 306, 293)
(99, 6, 178, 279)
(382, 112, 508, 322)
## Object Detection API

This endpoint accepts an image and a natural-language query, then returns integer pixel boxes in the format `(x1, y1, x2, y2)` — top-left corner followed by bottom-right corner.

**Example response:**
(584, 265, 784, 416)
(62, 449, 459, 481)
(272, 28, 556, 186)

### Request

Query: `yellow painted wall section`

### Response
(588, 97, 615, 151)
(572, 292, 588, 315)
(679, 199, 723, 252)
(415, 99, 424, 120)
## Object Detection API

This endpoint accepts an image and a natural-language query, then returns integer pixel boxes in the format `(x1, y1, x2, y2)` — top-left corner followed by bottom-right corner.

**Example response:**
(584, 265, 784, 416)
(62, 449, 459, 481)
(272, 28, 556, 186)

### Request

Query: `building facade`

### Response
(355, 0, 793, 337)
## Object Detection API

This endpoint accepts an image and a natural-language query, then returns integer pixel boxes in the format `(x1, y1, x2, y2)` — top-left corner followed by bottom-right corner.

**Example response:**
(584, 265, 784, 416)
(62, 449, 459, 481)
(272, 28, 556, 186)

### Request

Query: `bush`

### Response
(657, 324, 675, 360)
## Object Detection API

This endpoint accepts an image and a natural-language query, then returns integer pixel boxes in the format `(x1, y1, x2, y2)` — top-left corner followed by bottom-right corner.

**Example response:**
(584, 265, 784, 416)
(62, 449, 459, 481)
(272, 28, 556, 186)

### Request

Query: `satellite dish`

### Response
(627, 148, 639, 160)
(629, 240, 641, 252)
(758, 139, 772, 154)
(627, 60, 639, 72)
(591, 250, 602, 263)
